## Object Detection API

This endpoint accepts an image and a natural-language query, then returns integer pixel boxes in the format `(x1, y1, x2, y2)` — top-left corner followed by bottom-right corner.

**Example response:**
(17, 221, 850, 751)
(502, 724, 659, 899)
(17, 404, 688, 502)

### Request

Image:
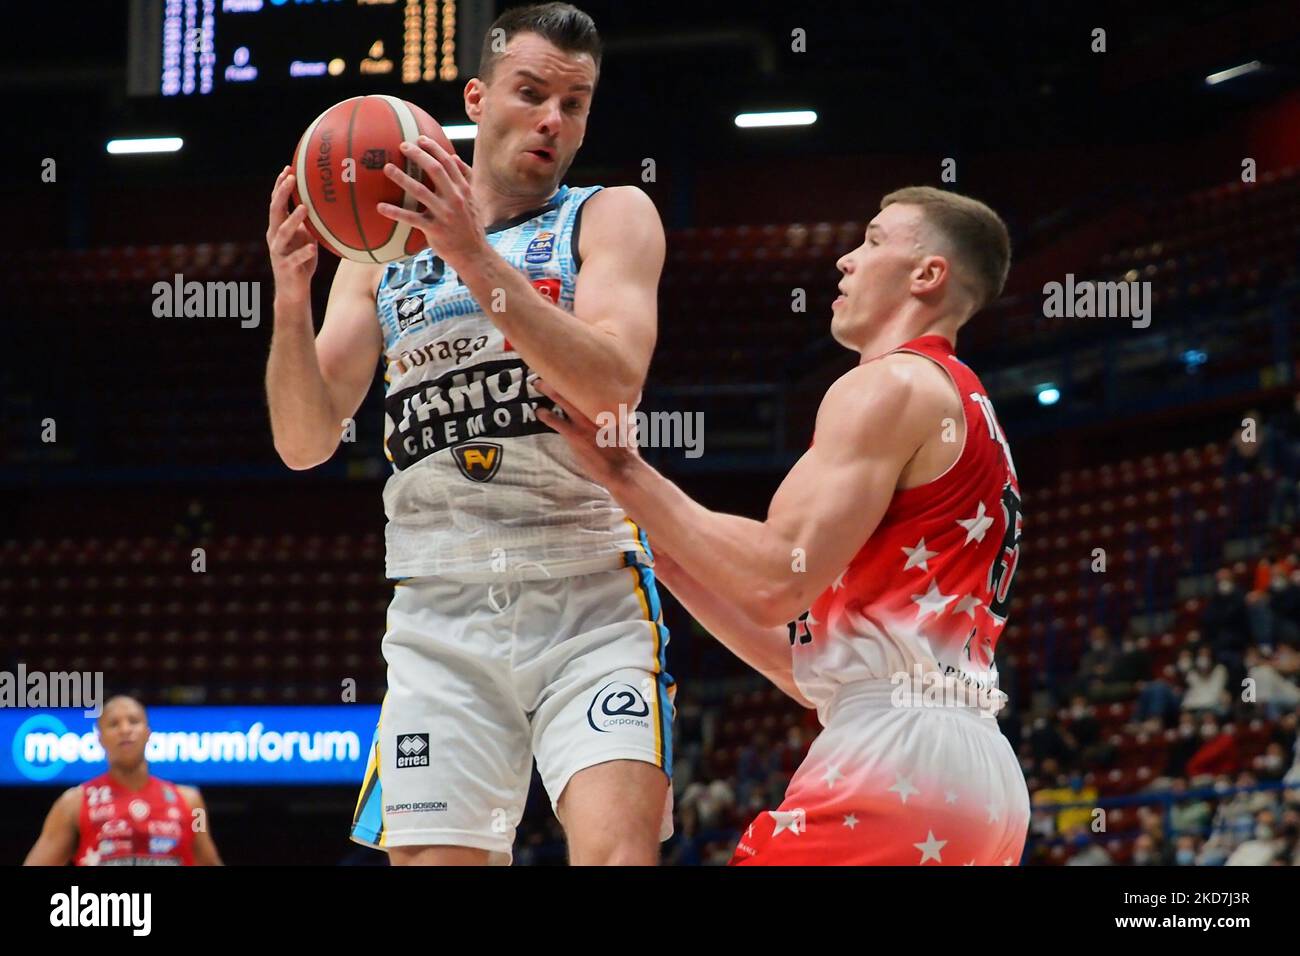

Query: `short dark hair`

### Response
(479, 3, 602, 83)
(880, 186, 1011, 312)
(98, 694, 146, 727)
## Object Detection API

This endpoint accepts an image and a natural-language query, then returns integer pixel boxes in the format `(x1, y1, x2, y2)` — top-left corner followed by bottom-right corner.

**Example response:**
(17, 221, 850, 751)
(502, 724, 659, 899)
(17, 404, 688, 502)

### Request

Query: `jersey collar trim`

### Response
(483, 186, 568, 235)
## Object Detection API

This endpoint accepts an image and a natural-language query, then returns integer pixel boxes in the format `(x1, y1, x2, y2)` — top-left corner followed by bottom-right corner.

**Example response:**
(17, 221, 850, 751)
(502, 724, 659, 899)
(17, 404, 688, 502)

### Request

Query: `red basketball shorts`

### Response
(731, 680, 1030, 866)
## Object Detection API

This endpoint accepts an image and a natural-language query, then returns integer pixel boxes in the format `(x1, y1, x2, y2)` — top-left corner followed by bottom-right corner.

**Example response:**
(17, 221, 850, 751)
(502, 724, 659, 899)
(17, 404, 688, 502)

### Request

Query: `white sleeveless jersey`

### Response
(376, 184, 648, 580)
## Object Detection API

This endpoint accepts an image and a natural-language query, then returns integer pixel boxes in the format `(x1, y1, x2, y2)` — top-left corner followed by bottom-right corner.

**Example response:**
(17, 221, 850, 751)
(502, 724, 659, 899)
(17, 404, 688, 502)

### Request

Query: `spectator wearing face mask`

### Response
(1074, 626, 1121, 702)
(1253, 742, 1290, 782)
(1204, 569, 1251, 668)
(1239, 771, 1277, 815)
(1259, 566, 1300, 647)
(1113, 634, 1153, 685)
(1182, 648, 1230, 715)
(1246, 555, 1299, 649)
(1168, 776, 1213, 836)
(1198, 781, 1245, 864)
(1245, 647, 1300, 718)
(1063, 696, 1113, 766)
(1035, 772, 1099, 837)
(1028, 713, 1077, 765)
(1278, 809, 1300, 866)
(1186, 720, 1242, 777)
(1063, 827, 1113, 866)
(1173, 834, 1202, 866)
(1135, 664, 1183, 727)
(1167, 712, 1202, 777)
(1131, 832, 1165, 866)
(1225, 808, 1284, 865)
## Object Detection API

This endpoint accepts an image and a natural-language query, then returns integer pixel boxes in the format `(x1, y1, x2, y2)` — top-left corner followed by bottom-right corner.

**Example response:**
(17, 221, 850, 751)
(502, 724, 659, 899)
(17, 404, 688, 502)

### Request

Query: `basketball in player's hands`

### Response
(291, 95, 455, 263)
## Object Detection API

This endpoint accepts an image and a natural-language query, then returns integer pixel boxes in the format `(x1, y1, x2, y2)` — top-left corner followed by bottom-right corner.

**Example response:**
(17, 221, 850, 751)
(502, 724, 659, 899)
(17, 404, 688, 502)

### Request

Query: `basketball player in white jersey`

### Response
(265, 4, 671, 865)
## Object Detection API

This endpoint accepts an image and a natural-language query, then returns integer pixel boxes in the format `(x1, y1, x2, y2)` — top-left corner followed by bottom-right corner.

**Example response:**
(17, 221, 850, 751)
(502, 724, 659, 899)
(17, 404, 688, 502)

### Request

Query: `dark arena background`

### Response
(4, 0, 1300, 884)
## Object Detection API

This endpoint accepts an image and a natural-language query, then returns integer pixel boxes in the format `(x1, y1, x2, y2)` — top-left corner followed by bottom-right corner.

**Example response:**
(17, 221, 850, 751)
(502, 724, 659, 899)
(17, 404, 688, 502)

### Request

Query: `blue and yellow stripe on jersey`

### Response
(622, 519, 676, 773)
(350, 694, 387, 848)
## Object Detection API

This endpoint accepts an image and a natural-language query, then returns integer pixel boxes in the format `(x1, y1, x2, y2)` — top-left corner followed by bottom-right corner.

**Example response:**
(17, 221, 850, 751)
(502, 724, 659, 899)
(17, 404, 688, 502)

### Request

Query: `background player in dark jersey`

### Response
(539, 187, 1032, 864)
(23, 696, 223, 866)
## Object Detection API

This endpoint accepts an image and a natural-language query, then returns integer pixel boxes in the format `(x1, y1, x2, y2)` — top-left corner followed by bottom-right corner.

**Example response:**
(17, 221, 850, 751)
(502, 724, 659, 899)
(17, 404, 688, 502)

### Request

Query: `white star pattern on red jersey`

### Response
(769, 809, 806, 837)
(914, 830, 947, 863)
(956, 500, 995, 544)
(888, 774, 920, 804)
(901, 537, 938, 571)
(911, 580, 956, 620)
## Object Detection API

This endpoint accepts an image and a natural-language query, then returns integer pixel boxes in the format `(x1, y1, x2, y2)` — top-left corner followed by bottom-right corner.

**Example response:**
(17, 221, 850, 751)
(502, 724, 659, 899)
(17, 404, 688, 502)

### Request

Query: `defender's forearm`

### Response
(453, 247, 642, 419)
(613, 461, 804, 626)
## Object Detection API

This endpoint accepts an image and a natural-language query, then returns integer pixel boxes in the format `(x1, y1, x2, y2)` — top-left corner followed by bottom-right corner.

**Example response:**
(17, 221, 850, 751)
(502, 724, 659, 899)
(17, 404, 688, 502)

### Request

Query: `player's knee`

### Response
(388, 844, 491, 866)
(568, 836, 659, 866)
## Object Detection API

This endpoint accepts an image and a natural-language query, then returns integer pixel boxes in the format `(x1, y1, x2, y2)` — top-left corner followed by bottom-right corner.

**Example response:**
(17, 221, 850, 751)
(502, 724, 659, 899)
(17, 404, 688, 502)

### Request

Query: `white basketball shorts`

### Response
(350, 563, 676, 864)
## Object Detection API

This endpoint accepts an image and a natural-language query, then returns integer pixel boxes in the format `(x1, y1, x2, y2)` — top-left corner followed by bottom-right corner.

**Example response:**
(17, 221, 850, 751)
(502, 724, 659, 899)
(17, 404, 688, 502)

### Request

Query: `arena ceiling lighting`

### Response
(1204, 60, 1262, 85)
(441, 124, 478, 140)
(106, 137, 184, 155)
(734, 110, 818, 129)
(1036, 384, 1061, 406)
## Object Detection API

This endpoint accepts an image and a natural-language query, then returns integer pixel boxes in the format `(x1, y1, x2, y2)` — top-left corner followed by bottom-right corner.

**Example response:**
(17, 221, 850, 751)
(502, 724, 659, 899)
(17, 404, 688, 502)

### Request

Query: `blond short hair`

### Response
(881, 186, 1011, 312)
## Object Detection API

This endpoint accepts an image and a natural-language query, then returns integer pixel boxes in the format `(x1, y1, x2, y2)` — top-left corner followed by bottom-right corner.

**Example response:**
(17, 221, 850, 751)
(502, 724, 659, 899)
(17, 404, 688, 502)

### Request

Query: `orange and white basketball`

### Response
(291, 95, 454, 263)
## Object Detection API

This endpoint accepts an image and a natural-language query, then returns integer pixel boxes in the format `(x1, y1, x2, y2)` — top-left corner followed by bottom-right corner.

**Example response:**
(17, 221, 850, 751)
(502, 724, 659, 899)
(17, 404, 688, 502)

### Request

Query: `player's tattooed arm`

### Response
(181, 785, 224, 866)
(539, 355, 939, 627)
(22, 786, 81, 865)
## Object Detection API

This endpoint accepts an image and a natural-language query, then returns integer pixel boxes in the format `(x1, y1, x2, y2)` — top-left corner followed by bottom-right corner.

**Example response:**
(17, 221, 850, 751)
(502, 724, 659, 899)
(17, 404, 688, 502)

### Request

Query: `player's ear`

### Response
(914, 255, 948, 295)
(464, 78, 484, 123)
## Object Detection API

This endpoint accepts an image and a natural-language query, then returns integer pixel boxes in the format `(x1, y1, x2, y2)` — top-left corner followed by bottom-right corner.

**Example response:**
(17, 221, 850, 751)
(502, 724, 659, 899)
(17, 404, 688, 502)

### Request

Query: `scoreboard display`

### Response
(128, 0, 494, 97)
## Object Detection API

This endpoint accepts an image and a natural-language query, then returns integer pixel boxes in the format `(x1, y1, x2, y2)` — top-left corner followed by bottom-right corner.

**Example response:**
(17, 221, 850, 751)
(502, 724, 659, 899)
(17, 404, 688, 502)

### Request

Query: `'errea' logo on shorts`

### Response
(587, 681, 651, 733)
(394, 733, 429, 768)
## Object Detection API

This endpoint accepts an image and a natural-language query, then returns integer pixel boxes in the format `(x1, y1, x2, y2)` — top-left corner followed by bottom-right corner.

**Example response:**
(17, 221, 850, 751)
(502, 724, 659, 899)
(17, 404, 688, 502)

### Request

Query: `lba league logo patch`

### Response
(396, 295, 425, 331)
(395, 733, 430, 768)
(452, 442, 502, 482)
(524, 230, 555, 263)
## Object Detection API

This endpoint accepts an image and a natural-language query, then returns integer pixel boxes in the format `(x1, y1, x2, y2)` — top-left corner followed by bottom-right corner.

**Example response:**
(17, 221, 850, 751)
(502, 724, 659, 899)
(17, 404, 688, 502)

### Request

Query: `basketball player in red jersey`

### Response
(23, 696, 223, 866)
(539, 186, 1031, 865)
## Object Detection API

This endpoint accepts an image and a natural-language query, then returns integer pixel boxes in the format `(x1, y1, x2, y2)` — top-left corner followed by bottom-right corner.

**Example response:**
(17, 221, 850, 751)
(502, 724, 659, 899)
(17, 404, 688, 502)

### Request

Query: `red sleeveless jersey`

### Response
(75, 771, 195, 866)
(791, 334, 1023, 719)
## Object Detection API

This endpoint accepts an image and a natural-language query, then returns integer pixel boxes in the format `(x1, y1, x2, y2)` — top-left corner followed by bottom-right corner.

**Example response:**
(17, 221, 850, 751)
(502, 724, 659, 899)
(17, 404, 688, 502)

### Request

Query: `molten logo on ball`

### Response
(292, 95, 455, 263)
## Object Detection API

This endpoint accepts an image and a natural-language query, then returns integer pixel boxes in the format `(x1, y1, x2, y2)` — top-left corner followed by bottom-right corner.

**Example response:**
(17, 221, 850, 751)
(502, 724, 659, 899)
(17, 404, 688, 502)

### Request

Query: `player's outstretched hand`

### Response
(534, 378, 643, 489)
(378, 138, 486, 268)
(266, 165, 318, 302)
